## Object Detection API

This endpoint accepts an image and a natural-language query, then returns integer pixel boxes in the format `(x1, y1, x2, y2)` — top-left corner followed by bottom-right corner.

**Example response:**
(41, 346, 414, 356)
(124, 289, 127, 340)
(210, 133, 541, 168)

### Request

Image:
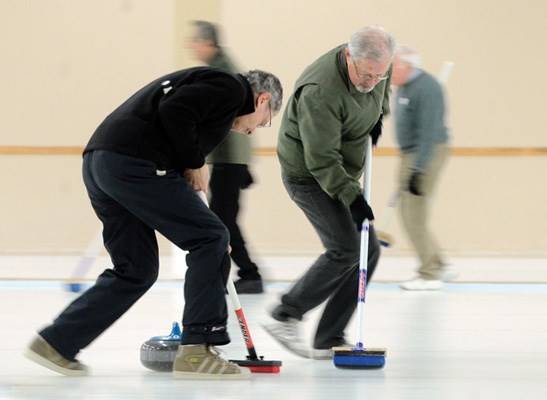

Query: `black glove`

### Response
(349, 194, 375, 231)
(408, 171, 424, 196)
(369, 114, 383, 146)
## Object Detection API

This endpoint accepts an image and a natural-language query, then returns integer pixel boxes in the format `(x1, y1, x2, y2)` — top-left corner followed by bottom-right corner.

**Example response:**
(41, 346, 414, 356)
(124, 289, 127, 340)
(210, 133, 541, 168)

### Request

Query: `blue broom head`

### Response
(332, 346, 387, 369)
(333, 354, 385, 369)
(376, 231, 393, 248)
(378, 239, 392, 248)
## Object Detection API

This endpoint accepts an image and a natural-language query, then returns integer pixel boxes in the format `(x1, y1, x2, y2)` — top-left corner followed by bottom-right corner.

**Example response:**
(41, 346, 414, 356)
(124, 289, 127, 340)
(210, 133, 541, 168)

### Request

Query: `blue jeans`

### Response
(273, 175, 380, 349)
(40, 150, 231, 360)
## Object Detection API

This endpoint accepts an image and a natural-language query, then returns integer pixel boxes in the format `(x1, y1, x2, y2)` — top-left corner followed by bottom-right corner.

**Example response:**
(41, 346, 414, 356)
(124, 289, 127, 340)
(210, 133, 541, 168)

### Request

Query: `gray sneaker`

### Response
(260, 316, 310, 358)
(23, 335, 89, 376)
(172, 344, 251, 380)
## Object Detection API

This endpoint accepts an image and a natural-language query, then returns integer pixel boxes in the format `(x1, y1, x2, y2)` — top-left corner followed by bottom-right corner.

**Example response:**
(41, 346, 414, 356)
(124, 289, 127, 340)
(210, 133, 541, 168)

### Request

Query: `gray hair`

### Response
(241, 70, 283, 113)
(191, 20, 219, 47)
(396, 45, 422, 68)
(347, 25, 396, 62)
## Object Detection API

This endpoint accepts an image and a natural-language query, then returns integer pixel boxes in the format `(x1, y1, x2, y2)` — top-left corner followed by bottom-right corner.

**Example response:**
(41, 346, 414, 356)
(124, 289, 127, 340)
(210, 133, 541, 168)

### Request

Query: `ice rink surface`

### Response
(1, 257, 547, 400)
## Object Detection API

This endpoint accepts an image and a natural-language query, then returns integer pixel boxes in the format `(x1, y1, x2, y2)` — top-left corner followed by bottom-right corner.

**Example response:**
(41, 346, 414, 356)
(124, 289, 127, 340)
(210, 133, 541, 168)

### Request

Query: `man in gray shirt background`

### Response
(391, 45, 453, 290)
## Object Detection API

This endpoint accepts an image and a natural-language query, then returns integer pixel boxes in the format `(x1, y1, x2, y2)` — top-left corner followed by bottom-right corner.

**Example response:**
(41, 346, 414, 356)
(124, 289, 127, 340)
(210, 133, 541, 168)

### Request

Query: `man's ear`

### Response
(257, 92, 271, 106)
(345, 47, 351, 58)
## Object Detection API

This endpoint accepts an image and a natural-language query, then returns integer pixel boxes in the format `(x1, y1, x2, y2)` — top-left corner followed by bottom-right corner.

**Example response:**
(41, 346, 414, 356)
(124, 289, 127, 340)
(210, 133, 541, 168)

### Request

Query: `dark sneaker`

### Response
(311, 342, 354, 360)
(24, 335, 89, 376)
(172, 344, 250, 380)
(234, 279, 263, 294)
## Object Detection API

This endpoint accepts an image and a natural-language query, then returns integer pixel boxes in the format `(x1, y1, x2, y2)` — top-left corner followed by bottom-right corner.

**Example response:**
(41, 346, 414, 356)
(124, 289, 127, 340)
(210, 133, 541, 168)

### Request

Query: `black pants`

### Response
(273, 176, 381, 349)
(40, 150, 231, 361)
(209, 164, 260, 280)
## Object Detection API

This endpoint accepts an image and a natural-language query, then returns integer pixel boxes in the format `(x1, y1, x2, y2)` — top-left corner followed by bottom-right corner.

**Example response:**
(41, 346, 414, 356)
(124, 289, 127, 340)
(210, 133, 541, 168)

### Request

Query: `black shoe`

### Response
(234, 279, 263, 294)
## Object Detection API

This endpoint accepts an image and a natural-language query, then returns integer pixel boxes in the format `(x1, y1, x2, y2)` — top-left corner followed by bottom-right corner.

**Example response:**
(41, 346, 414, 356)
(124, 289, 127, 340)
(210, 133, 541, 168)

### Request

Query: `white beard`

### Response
(355, 84, 374, 94)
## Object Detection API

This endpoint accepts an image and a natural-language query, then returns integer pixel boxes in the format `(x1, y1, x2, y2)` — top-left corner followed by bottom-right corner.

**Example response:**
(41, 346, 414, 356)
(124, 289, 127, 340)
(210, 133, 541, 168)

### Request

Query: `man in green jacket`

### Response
(189, 21, 264, 293)
(262, 25, 395, 359)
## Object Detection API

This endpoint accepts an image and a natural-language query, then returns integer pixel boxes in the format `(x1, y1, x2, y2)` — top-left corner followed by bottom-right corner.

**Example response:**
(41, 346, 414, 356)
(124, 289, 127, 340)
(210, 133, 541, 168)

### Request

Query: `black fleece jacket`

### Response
(84, 67, 255, 172)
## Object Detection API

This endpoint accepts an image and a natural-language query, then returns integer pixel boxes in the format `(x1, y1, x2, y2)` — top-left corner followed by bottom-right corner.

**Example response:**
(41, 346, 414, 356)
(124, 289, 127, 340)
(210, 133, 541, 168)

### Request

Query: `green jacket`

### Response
(206, 48, 252, 165)
(277, 45, 391, 206)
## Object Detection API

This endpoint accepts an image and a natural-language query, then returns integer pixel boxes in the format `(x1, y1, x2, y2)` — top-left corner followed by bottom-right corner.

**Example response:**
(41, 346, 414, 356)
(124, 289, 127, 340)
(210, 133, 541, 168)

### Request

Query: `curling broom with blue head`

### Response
(333, 138, 387, 369)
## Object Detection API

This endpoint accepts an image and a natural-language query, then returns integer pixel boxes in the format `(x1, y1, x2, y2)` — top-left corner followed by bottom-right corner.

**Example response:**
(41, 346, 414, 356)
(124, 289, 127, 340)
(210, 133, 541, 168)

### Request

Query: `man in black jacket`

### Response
(24, 67, 283, 380)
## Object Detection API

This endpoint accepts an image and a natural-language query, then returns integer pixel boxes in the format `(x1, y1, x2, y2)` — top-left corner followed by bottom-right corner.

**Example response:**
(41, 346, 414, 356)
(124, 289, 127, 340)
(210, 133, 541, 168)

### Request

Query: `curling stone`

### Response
(140, 322, 182, 372)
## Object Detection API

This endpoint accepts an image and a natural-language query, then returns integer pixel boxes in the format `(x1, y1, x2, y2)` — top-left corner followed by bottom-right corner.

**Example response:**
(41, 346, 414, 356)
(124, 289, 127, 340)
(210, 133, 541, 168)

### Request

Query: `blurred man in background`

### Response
(188, 20, 264, 294)
(390, 45, 452, 290)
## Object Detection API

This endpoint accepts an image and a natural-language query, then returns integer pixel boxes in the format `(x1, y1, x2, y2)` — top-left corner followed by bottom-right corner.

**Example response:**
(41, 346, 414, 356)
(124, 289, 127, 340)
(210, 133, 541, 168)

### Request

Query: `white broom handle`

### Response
(363, 138, 372, 203)
(377, 190, 399, 232)
(357, 138, 372, 347)
(438, 61, 454, 85)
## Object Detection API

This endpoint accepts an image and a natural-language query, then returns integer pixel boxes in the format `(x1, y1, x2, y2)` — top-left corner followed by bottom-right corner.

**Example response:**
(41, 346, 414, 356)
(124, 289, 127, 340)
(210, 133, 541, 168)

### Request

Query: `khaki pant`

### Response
(399, 144, 449, 280)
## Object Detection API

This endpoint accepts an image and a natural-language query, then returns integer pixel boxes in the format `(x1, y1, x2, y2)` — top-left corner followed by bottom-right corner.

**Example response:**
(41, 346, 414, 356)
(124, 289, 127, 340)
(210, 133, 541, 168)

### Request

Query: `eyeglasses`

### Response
(257, 103, 272, 128)
(352, 58, 389, 82)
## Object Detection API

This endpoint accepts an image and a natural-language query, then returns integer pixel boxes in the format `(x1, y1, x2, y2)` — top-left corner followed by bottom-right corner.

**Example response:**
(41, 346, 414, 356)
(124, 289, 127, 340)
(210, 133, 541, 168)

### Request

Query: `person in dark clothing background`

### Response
(188, 20, 264, 294)
(24, 67, 283, 380)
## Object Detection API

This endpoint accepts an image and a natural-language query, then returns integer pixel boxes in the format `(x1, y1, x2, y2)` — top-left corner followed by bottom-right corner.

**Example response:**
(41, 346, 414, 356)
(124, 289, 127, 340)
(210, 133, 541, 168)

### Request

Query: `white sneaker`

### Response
(442, 266, 459, 282)
(260, 316, 310, 358)
(399, 278, 443, 291)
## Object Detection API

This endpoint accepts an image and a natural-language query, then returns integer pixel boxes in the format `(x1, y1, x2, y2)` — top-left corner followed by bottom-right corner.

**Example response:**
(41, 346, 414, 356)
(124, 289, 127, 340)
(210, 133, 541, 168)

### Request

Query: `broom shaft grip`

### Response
(226, 278, 241, 308)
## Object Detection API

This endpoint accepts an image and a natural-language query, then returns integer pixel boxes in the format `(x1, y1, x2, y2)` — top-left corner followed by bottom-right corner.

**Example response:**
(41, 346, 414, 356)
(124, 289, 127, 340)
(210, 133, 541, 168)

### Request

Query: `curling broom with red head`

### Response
(333, 138, 387, 369)
(197, 191, 282, 373)
(225, 278, 281, 373)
